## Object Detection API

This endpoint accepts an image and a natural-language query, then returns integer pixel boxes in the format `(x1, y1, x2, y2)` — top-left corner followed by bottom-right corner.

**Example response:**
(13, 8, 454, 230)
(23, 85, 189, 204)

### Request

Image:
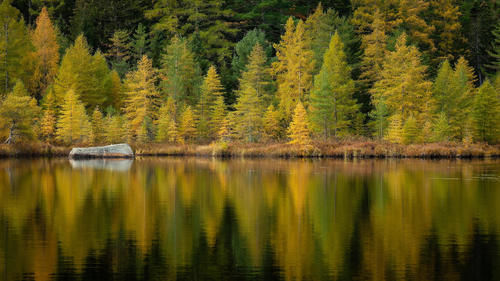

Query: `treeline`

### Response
(0, 0, 499, 148)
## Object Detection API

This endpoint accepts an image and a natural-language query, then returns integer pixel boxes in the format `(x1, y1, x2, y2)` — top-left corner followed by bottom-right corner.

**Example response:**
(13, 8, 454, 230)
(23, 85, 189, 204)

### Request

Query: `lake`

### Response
(0, 158, 499, 280)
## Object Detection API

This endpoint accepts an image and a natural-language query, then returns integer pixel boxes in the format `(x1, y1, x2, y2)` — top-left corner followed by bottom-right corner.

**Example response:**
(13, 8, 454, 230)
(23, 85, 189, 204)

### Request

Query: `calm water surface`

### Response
(0, 158, 499, 281)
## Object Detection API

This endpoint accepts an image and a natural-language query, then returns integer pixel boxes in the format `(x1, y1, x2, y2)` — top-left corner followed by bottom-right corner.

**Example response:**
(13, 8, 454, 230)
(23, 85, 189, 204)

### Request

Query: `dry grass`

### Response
(0, 141, 498, 159)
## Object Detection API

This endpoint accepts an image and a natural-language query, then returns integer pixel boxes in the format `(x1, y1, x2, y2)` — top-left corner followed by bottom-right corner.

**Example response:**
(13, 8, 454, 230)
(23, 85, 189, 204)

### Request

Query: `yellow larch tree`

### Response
(123, 55, 159, 142)
(262, 104, 281, 142)
(40, 89, 57, 141)
(90, 107, 105, 144)
(272, 17, 315, 122)
(178, 106, 197, 143)
(31, 7, 60, 98)
(156, 99, 177, 143)
(360, 10, 387, 85)
(288, 102, 312, 148)
(197, 65, 225, 139)
(56, 89, 90, 144)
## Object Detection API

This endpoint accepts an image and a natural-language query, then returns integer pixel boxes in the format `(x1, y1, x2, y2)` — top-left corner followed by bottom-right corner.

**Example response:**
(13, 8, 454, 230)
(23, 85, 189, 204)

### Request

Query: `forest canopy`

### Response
(1, 0, 499, 146)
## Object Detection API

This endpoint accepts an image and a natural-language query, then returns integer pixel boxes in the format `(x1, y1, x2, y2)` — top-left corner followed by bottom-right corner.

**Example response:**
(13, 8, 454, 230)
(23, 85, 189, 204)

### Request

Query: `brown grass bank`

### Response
(133, 141, 500, 159)
(0, 141, 498, 159)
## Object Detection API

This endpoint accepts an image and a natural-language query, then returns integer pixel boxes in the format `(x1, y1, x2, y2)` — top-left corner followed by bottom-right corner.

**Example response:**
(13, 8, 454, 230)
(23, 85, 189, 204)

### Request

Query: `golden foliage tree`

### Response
(360, 10, 387, 84)
(31, 7, 60, 98)
(0, 81, 39, 144)
(90, 107, 105, 144)
(197, 65, 224, 139)
(178, 106, 197, 143)
(156, 100, 177, 143)
(56, 89, 90, 144)
(262, 105, 281, 142)
(272, 17, 315, 121)
(288, 102, 312, 147)
(123, 55, 159, 142)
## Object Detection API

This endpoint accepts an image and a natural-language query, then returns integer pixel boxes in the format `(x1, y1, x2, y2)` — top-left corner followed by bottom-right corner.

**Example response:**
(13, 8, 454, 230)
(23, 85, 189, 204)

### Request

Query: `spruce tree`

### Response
(197, 66, 224, 139)
(486, 23, 500, 74)
(160, 36, 201, 106)
(0, 81, 40, 144)
(123, 55, 159, 142)
(106, 30, 131, 77)
(432, 112, 452, 142)
(131, 24, 149, 63)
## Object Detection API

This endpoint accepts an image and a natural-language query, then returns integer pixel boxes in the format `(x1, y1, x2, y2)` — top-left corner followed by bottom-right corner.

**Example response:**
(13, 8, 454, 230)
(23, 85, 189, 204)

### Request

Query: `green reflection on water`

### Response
(0, 158, 499, 281)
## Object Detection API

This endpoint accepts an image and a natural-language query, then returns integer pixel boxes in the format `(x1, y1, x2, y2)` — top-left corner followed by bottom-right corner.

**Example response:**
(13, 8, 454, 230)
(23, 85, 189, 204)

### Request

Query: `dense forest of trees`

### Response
(1, 0, 499, 147)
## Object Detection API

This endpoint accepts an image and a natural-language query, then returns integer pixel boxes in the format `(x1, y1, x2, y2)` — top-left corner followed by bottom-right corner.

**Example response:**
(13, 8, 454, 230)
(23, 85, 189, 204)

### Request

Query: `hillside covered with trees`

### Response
(1, 0, 499, 153)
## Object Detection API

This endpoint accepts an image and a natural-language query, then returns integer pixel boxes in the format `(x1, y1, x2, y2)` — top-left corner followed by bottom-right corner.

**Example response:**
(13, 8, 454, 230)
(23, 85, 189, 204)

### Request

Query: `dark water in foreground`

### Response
(0, 158, 499, 281)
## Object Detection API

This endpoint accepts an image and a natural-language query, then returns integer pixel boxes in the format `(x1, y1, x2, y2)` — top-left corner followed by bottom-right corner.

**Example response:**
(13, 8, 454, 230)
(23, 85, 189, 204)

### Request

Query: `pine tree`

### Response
(197, 66, 224, 139)
(432, 112, 452, 142)
(309, 32, 358, 139)
(371, 33, 433, 122)
(31, 7, 60, 99)
(160, 36, 201, 106)
(262, 105, 281, 142)
(56, 89, 90, 144)
(231, 29, 272, 83)
(272, 18, 315, 122)
(369, 99, 390, 140)
(472, 81, 500, 144)
(90, 107, 105, 144)
(106, 30, 131, 77)
(385, 114, 403, 144)
(0, 81, 39, 144)
(236, 43, 273, 105)
(402, 115, 419, 144)
(130, 24, 149, 62)
(0, 0, 33, 95)
(123, 55, 159, 141)
(288, 102, 312, 148)
(234, 84, 262, 143)
(486, 23, 500, 74)
(178, 106, 196, 143)
(360, 10, 387, 85)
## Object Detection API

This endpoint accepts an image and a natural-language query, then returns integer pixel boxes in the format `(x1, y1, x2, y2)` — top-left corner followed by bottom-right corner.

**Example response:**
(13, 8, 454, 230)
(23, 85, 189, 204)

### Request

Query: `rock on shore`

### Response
(69, 144, 134, 159)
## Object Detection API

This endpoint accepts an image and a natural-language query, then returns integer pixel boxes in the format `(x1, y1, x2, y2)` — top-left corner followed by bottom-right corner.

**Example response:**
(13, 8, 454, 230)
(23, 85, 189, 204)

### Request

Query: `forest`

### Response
(0, 0, 499, 153)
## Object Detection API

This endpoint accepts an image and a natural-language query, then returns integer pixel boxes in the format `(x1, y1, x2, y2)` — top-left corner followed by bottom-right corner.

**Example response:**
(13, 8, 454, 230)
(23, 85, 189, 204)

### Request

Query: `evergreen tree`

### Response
(90, 107, 105, 144)
(0, 0, 33, 95)
(178, 106, 196, 143)
(398, 0, 436, 54)
(123, 55, 159, 141)
(309, 32, 358, 139)
(272, 18, 315, 121)
(0, 80, 39, 144)
(402, 115, 419, 144)
(160, 36, 201, 106)
(288, 102, 312, 147)
(106, 30, 131, 77)
(131, 23, 149, 63)
(368, 99, 390, 140)
(109, 70, 123, 110)
(262, 104, 281, 142)
(472, 81, 500, 144)
(31, 7, 60, 99)
(56, 89, 90, 144)
(486, 22, 500, 74)
(430, 0, 464, 63)
(231, 29, 272, 83)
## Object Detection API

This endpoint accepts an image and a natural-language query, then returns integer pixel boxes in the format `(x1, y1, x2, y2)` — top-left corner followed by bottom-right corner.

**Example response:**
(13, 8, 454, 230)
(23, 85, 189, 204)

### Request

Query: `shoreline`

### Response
(1, 142, 499, 159)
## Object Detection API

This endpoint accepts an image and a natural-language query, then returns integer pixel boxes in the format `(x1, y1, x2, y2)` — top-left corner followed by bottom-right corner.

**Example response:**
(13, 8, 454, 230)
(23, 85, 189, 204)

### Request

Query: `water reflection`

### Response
(0, 158, 499, 280)
(70, 159, 133, 172)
